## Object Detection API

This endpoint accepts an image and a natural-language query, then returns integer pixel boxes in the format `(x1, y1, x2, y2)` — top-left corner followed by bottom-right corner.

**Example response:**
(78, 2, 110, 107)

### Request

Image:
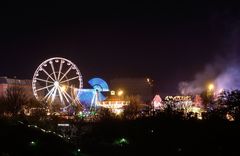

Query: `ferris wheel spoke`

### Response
(35, 78, 54, 83)
(46, 87, 56, 102)
(42, 68, 55, 82)
(62, 89, 75, 103)
(58, 61, 63, 80)
(43, 86, 55, 100)
(50, 62, 57, 80)
(60, 88, 70, 103)
(60, 76, 79, 84)
(63, 92, 70, 103)
(57, 87, 65, 105)
(51, 87, 58, 103)
(59, 66, 73, 82)
(36, 84, 54, 92)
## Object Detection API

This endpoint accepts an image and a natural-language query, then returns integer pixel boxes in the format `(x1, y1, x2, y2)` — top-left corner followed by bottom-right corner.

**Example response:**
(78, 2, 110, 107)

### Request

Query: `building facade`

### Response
(0, 77, 33, 98)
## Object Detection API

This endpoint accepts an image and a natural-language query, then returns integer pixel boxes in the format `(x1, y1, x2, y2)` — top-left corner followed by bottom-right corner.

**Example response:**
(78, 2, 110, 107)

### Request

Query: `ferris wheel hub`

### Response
(54, 81, 60, 87)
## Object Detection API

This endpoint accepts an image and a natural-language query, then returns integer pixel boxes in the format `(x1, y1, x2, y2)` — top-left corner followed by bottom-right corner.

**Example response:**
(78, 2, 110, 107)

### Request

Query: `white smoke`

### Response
(215, 66, 240, 91)
(179, 54, 240, 95)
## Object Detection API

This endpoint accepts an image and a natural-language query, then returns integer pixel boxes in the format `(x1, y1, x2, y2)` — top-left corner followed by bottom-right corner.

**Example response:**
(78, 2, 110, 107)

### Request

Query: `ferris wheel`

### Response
(32, 57, 83, 107)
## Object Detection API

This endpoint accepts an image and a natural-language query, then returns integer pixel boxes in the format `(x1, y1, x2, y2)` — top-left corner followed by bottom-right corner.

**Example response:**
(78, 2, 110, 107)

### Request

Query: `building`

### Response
(98, 92, 130, 115)
(0, 77, 34, 98)
(110, 78, 153, 103)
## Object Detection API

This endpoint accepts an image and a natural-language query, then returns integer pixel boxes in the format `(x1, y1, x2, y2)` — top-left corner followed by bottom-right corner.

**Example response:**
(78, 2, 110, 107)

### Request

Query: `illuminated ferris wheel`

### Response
(32, 57, 83, 107)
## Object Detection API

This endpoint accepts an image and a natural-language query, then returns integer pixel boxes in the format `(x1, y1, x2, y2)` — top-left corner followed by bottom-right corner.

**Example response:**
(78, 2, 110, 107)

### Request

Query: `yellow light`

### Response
(188, 106, 204, 120)
(147, 78, 150, 82)
(60, 85, 67, 91)
(226, 113, 234, 121)
(191, 107, 201, 113)
(117, 90, 123, 96)
(208, 83, 214, 91)
(114, 109, 123, 115)
(111, 90, 115, 95)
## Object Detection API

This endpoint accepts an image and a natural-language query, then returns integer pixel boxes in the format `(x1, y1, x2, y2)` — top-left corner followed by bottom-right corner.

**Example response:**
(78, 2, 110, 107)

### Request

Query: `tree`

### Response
(200, 90, 215, 110)
(217, 90, 240, 120)
(0, 96, 7, 115)
(123, 95, 142, 119)
(97, 107, 116, 121)
(23, 98, 47, 117)
(4, 86, 28, 116)
(49, 102, 62, 114)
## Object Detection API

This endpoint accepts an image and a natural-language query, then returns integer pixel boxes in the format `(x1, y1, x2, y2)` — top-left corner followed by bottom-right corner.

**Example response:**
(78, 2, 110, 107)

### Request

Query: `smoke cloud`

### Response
(179, 54, 240, 95)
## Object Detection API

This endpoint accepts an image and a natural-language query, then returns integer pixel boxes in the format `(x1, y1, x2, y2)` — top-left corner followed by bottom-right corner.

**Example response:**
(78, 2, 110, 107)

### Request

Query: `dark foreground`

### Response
(79, 117, 240, 156)
(1, 117, 240, 156)
(0, 119, 80, 156)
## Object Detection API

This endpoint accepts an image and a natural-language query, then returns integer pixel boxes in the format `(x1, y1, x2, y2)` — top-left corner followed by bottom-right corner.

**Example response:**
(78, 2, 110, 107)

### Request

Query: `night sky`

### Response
(0, 1, 240, 95)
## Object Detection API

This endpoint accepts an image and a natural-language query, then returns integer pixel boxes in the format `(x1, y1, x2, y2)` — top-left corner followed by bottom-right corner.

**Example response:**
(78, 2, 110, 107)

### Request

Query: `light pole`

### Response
(147, 78, 154, 116)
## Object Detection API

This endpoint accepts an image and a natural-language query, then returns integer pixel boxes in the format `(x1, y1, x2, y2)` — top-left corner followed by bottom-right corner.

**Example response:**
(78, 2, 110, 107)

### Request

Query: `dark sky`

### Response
(1, 1, 240, 95)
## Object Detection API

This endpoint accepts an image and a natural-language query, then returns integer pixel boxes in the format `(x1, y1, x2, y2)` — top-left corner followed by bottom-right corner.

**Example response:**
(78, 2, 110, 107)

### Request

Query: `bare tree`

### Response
(97, 107, 116, 121)
(23, 98, 47, 117)
(217, 90, 240, 119)
(0, 96, 7, 115)
(4, 86, 28, 115)
(123, 95, 142, 119)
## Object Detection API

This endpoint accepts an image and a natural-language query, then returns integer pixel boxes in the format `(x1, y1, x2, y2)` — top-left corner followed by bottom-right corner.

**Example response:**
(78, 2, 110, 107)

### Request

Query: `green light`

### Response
(114, 137, 129, 146)
(119, 138, 128, 144)
(78, 112, 86, 118)
(72, 148, 81, 156)
(30, 141, 37, 146)
(91, 111, 96, 115)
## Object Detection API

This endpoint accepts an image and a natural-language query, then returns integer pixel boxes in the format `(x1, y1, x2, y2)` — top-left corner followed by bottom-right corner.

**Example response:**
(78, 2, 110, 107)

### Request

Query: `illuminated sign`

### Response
(165, 96, 191, 101)
(57, 123, 69, 127)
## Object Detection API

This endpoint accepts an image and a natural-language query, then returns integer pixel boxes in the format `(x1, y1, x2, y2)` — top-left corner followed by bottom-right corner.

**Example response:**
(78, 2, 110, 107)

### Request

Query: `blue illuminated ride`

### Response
(78, 78, 109, 110)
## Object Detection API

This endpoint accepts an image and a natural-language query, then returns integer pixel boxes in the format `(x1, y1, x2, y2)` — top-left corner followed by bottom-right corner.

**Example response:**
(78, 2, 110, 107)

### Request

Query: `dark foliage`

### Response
(3, 86, 28, 115)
